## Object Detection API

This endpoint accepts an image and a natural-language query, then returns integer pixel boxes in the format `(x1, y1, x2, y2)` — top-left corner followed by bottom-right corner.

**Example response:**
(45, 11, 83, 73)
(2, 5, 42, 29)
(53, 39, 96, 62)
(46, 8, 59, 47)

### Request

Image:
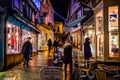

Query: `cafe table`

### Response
(97, 64, 120, 80)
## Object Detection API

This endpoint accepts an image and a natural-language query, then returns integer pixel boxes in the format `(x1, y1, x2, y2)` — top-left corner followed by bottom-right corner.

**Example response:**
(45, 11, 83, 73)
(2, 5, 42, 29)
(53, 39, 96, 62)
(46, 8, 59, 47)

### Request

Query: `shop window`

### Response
(87, 28, 95, 57)
(7, 22, 22, 54)
(96, 9, 104, 59)
(31, 34, 37, 51)
(22, 30, 37, 52)
(14, 0, 20, 9)
(108, 6, 119, 57)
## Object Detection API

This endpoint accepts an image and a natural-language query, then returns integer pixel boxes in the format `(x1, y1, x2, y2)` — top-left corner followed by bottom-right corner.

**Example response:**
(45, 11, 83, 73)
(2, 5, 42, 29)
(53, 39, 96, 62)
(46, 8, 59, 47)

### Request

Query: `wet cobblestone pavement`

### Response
(0, 51, 59, 80)
(0, 50, 71, 80)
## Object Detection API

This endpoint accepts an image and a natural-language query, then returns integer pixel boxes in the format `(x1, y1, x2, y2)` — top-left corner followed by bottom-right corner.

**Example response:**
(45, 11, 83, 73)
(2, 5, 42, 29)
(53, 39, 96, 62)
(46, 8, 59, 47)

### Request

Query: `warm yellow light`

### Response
(96, 31, 101, 35)
(7, 23, 11, 28)
(89, 26, 92, 28)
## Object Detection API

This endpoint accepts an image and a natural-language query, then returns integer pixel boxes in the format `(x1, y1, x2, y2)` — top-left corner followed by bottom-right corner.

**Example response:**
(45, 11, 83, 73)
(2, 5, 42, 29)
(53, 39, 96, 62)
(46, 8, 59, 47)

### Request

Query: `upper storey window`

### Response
(14, 0, 20, 9)
(14, 0, 23, 12)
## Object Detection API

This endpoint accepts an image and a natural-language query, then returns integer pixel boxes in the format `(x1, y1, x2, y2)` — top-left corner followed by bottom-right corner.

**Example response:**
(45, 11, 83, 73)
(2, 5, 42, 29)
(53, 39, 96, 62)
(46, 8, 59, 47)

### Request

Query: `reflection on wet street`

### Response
(0, 51, 71, 80)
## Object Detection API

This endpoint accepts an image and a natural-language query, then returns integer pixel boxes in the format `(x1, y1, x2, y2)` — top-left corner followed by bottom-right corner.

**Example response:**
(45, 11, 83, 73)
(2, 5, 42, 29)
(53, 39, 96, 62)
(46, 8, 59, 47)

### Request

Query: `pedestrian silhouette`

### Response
(21, 36, 32, 68)
(63, 35, 73, 80)
(53, 39, 58, 52)
(47, 38, 52, 55)
(84, 38, 92, 60)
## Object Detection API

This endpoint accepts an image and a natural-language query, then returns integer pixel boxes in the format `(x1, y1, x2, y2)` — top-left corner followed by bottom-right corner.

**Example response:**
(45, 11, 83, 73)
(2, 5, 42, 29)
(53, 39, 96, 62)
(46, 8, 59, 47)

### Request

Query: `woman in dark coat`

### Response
(63, 36, 73, 80)
(84, 38, 92, 60)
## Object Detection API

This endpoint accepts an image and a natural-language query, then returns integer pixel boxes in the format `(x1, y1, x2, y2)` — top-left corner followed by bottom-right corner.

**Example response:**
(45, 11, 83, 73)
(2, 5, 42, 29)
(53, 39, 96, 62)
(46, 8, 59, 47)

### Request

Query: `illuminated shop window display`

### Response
(74, 36, 77, 47)
(87, 27, 95, 57)
(22, 30, 37, 52)
(108, 6, 119, 57)
(96, 9, 104, 59)
(31, 34, 37, 51)
(78, 35, 80, 48)
(84, 29, 95, 57)
(7, 22, 22, 54)
(73, 36, 75, 47)
(38, 34, 42, 50)
(22, 30, 30, 43)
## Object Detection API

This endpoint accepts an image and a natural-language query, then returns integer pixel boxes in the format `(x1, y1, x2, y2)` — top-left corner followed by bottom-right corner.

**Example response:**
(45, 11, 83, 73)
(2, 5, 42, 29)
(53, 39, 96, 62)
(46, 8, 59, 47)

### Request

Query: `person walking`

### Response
(53, 39, 58, 52)
(47, 38, 52, 55)
(84, 38, 92, 60)
(21, 36, 32, 68)
(63, 35, 73, 80)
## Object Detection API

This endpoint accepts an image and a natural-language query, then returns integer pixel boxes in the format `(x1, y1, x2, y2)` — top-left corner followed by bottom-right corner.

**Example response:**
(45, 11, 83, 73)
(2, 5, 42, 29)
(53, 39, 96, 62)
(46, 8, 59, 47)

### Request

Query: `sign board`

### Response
(82, 3, 93, 16)
(40, 66, 62, 80)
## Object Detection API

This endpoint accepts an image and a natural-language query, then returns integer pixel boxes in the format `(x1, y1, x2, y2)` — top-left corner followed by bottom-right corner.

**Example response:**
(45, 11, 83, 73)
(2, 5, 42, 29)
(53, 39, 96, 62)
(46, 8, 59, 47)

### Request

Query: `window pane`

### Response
(109, 32, 119, 57)
(96, 9, 104, 59)
(7, 22, 22, 54)
(108, 6, 118, 31)
(108, 6, 119, 57)
(14, 0, 20, 9)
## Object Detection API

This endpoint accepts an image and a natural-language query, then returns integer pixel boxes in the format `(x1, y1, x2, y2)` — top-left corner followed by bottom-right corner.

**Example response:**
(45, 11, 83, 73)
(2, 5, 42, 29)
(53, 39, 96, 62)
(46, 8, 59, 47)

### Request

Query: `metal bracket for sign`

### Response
(39, 66, 62, 80)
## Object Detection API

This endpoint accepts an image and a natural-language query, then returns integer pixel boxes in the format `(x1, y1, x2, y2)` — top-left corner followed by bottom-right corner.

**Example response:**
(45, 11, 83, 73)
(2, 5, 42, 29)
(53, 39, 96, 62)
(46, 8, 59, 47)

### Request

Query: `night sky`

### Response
(50, 0, 70, 23)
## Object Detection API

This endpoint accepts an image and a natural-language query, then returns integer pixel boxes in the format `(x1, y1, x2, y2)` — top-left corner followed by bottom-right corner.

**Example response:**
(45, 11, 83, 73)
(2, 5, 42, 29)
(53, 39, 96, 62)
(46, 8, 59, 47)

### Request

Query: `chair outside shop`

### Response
(93, 69, 106, 80)
(97, 64, 120, 80)
(80, 61, 97, 80)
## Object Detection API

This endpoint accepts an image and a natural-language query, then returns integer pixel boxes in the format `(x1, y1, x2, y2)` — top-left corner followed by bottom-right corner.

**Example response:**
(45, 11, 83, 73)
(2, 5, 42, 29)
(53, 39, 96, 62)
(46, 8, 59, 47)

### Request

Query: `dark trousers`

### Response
(48, 46, 51, 53)
(23, 59, 29, 67)
(23, 54, 29, 67)
(54, 46, 57, 52)
(64, 61, 73, 80)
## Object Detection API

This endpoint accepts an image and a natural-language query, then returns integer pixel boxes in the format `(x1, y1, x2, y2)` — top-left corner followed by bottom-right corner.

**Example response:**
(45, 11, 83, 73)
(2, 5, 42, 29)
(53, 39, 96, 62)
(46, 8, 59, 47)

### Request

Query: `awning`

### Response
(83, 15, 94, 25)
(65, 15, 86, 27)
(14, 14, 41, 33)
(7, 15, 40, 33)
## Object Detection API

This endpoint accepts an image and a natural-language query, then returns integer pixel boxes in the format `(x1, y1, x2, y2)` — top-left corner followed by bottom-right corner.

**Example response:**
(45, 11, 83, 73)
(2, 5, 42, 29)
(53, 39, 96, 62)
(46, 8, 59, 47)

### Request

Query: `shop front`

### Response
(83, 25, 95, 58)
(22, 29, 38, 53)
(70, 25, 81, 49)
(94, 0, 120, 61)
(7, 22, 22, 54)
(37, 24, 53, 51)
(38, 31, 48, 51)
(71, 30, 80, 49)
(82, 16, 95, 58)
(7, 22, 38, 54)
(5, 16, 39, 68)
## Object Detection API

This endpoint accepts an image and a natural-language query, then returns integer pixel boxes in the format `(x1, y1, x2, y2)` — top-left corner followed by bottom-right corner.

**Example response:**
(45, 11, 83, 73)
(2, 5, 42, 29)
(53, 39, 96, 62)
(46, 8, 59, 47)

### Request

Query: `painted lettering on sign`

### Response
(40, 67, 62, 80)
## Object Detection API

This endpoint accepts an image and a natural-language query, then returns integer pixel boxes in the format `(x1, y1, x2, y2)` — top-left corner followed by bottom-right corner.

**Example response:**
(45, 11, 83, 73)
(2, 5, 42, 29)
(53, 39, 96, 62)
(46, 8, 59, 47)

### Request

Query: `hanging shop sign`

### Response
(83, 3, 93, 16)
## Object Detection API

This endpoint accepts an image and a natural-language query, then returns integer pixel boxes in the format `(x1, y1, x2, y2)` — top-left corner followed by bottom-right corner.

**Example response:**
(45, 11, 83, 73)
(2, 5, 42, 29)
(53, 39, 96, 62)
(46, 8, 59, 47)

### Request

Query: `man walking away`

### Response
(53, 39, 59, 52)
(47, 38, 52, 56)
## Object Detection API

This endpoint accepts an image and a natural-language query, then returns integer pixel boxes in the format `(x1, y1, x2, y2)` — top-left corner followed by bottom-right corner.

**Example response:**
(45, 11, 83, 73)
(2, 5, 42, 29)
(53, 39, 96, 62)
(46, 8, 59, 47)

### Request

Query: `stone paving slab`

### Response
(0, 51, 50, 80)
(0, 50, 64, 80)
(0, 50, 71, 80)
